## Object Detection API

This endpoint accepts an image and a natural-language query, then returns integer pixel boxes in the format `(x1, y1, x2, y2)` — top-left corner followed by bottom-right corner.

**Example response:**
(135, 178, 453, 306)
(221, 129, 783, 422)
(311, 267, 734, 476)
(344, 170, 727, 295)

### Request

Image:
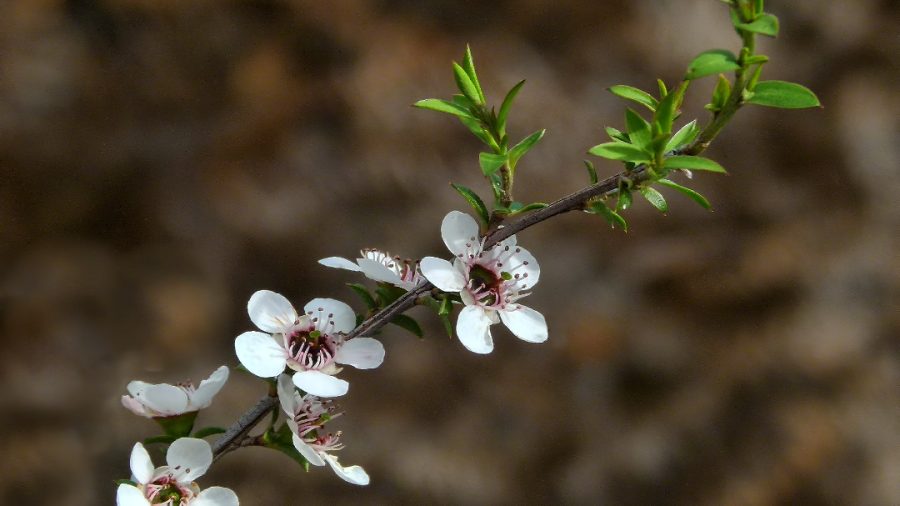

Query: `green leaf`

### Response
(450, 183, 490, 225)
(685, 50, 741, 80)
(263, 425, 310, 470)
(497, 80, 526, 137)
(589, 142, 651, 163)
(510, 202, 548, 214)
(154, 411, 197, 438)
(639, 187, 668, 213)
(605, 126, 629, 143)
(414, 99, 476, 119)
(347, 283, 377, 310)
(663, 155, 727, 173)
(657, 178, 712, 210)
(508, 129, 545, 169)
(588, 201, 628, 231)
(608, 85, 658, 111)
(709, 74, 732, 111)
(461, 45, 486, 104)
(583, 159, 598, 184)
(653, 84, 680, 138)
(657, 79, 668, 97)
(625, 109, 651, 150)
(735, 13, 779, 37)
(478, 152, 507, 176)
(391, 314, 424, 338)
(375, 284, 408, 307)
(616, 188, 633, 212)
(452, 62, 483, 105)
(664, 120, 700, 152)
(754, 0, 764, 15)
(745, 80, 821, 109)
(143, 435, 177, 446)
(192, 426, 227, 439)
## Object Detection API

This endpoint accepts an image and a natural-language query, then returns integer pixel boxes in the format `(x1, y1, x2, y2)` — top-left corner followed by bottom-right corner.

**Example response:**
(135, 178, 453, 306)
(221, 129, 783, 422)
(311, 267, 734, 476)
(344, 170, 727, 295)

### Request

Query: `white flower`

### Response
(319, 248, 425, 290)
(121, 366, 230, 418)
(116, 438, 239, 506)
(276, 375, 370, 485)
(420, 211, 548, 354)
(234, 291, 384, 397)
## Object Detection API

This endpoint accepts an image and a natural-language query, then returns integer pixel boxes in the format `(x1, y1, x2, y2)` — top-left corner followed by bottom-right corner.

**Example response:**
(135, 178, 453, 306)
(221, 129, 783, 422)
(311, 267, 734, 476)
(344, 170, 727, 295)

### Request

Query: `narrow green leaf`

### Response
(639, 187, 668, 213)
(391, 314, 424, 338)
(450, 183, 490, 225)
(583, 159, 598, 184)
(497, 80, 526, 137)
(685, 50, 740, 80)
(609, 85, 658, 112)
(657, 79, 668, 97)
(589, 142, 651, 163)
(478, 152, 507, 176)
(616, 188, 633, 212)
(710, 74, 732, 111)
(657, 178, 712, 210)
(346, 283, 377, 310)
(625, 109, 651, 150)
(414, 99, 476, 119)
(735, 13, 779, 37)
(605, 126, 629, 143)
(511, 202, 548, 214)
(439, 313, 453, 338)
(653, 85, 679, 137)
(588, 201, 628, 231)
(452, 62, 483, 105)
(663, 155, 727, 173)
(744, 54, 769, 65)
(664, 120, 700, 152)
(508, 129, 545, 168)
(745, 80, 821, 109)
(754, 0, 764, 15)
(375, 284, 408, 307)
(461, 45, 486, 104)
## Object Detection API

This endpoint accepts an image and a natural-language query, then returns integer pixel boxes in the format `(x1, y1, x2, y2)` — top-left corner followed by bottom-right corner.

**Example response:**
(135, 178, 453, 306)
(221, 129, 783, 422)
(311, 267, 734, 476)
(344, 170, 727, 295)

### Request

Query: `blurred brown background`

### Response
(1, 0, 898, 504)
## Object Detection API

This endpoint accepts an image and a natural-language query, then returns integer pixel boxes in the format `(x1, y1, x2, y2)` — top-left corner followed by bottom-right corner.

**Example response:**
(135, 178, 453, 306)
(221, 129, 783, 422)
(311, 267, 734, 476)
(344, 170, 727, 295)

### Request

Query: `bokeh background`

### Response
(2, 0, 898, 504)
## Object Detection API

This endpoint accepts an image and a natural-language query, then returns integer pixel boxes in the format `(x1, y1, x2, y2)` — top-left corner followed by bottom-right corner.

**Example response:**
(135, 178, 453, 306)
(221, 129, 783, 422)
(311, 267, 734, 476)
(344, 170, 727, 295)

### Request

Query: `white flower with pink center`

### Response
(121, 366, 229, 418)
(116, 438, 238, 506)
(319, 248, 425, 290)
(420, 211, 548, 354)
(276, 375, 370, 485)
(234, 291, 384, 397)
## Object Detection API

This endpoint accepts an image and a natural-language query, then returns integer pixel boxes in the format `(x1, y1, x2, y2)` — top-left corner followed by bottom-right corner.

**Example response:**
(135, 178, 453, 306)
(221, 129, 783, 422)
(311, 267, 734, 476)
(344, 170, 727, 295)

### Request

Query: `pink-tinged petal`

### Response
(356, 258, 402, 285)
(321, 453, 370, 485)
(318, 256, 363, 272)
(234, 331, 287, 378)
(441, 211, 480, 256)
(292, 370, 349, 397)
(121, 396, 150, 417)
(456, 306, 494, 354)
(499, 305, 548, 343)
(335, 337, 384, 369)
(248, 290, 297, 333)
(166, 437, 212, 484)
(276, 374, 298, 416)
(135, 384, 189, 416)
(506, 246, 540, 289)
(192, 486, 239, 506)
(292, 434, 325, 466)
(420, 257, 466, 292)
(303, 298, 356, 335)
(190, 366, 229, 410)
(129, 443, 155, 484)
(116, 484, 150, 506)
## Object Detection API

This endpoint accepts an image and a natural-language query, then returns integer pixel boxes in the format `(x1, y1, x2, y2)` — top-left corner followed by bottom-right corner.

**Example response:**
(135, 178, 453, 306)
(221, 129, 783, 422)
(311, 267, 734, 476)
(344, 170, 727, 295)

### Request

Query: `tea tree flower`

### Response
(420, 211, 548, 354)
(121, 366, 230, 418)
(234, 291, 384, 397)
(276, 375, 370, 485)
(116, 438, 238, 506)
(319, 248, 425, 290)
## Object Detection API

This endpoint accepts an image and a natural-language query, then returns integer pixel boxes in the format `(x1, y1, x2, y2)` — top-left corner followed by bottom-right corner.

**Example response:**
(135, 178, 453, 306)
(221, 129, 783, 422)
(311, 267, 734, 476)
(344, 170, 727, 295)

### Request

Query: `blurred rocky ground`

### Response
(1, 0, 898, 504)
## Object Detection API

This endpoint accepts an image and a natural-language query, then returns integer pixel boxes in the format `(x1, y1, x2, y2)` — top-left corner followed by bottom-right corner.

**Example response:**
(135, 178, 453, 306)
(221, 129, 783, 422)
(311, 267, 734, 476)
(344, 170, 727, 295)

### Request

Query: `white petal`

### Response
(276, 374, 298, 416)
(506, 246, 540, 290)
(456, 306, 494, 354)
(292, 434, 325, 466)
(356, 258, 402, 285)
(335, 337, 384, 369)
(116, 484, 150, 506)
(420, 257, 466, 292)
(292, 370, 349, 397)
(499, 305, 548, 343)
(441, 210, 481, 256)
(129, 443, 155, 485)
(134, 384, 189, 416)
(190, 366, 229, 410)
(322, 453, 370, 485)
(166, 437, 212, 484)
(121, 396, 150, 417)
(248, 290, 298, 333)
(192, 486, 240, 506)
(318, 256, 363, 272)
(303, 298, 356, 335)
(234, 331, 287, 378)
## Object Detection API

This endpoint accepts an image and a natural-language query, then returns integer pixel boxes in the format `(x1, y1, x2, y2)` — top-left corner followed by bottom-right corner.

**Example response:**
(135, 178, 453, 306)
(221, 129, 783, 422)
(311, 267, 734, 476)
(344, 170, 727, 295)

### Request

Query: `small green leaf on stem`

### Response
(461, 45, 486, 104)
(497, 80, 526, 137)
(450, 183, 491, 225)
(625, 109, 651, 150)
(605, 126, 629, 143)
(617, 187, 633, 211)
(479, 152, 508, 176)
(657, 178, 712, 210)
(583, 159, 598, 184)
(588, 201, 628, 231)
(508, 129, 546, 169)
(452, 62, 483, 106)
(745, 80, 821, 109)
(663, 155, 728, 173)
(639, 187, 668, 213)
(608, 85, 658, 111)
(143, 435, 177, 446)
(589, 142, 652, 163)
(685, 50, 741, 80)
(414, 99, 476, 119)
(390, 314, 424, 338)
(346, 283, 377, 310)
(735, 13, 779, 37)
(708, 74, 732, 112)
(664, 120, 700, 152)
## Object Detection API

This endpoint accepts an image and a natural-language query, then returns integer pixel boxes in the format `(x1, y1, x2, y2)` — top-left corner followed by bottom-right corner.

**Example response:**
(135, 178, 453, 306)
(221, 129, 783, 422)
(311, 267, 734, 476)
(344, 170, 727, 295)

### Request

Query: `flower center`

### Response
(286, 327, 337, 371)
(468, 264, 502, 306)
(145, 476, 194, 505)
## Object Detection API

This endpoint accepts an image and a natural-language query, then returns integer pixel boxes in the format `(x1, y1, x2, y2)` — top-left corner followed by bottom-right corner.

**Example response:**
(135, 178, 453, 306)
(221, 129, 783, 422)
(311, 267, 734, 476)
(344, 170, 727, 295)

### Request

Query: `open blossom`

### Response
(276, 375, 370, 485)
(420, 211, 548, 354)
(116, 438, 238, 506)
(319, 248, 425, 290)
(234, 290, 384, 397)
(122, 366, 229, 418)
